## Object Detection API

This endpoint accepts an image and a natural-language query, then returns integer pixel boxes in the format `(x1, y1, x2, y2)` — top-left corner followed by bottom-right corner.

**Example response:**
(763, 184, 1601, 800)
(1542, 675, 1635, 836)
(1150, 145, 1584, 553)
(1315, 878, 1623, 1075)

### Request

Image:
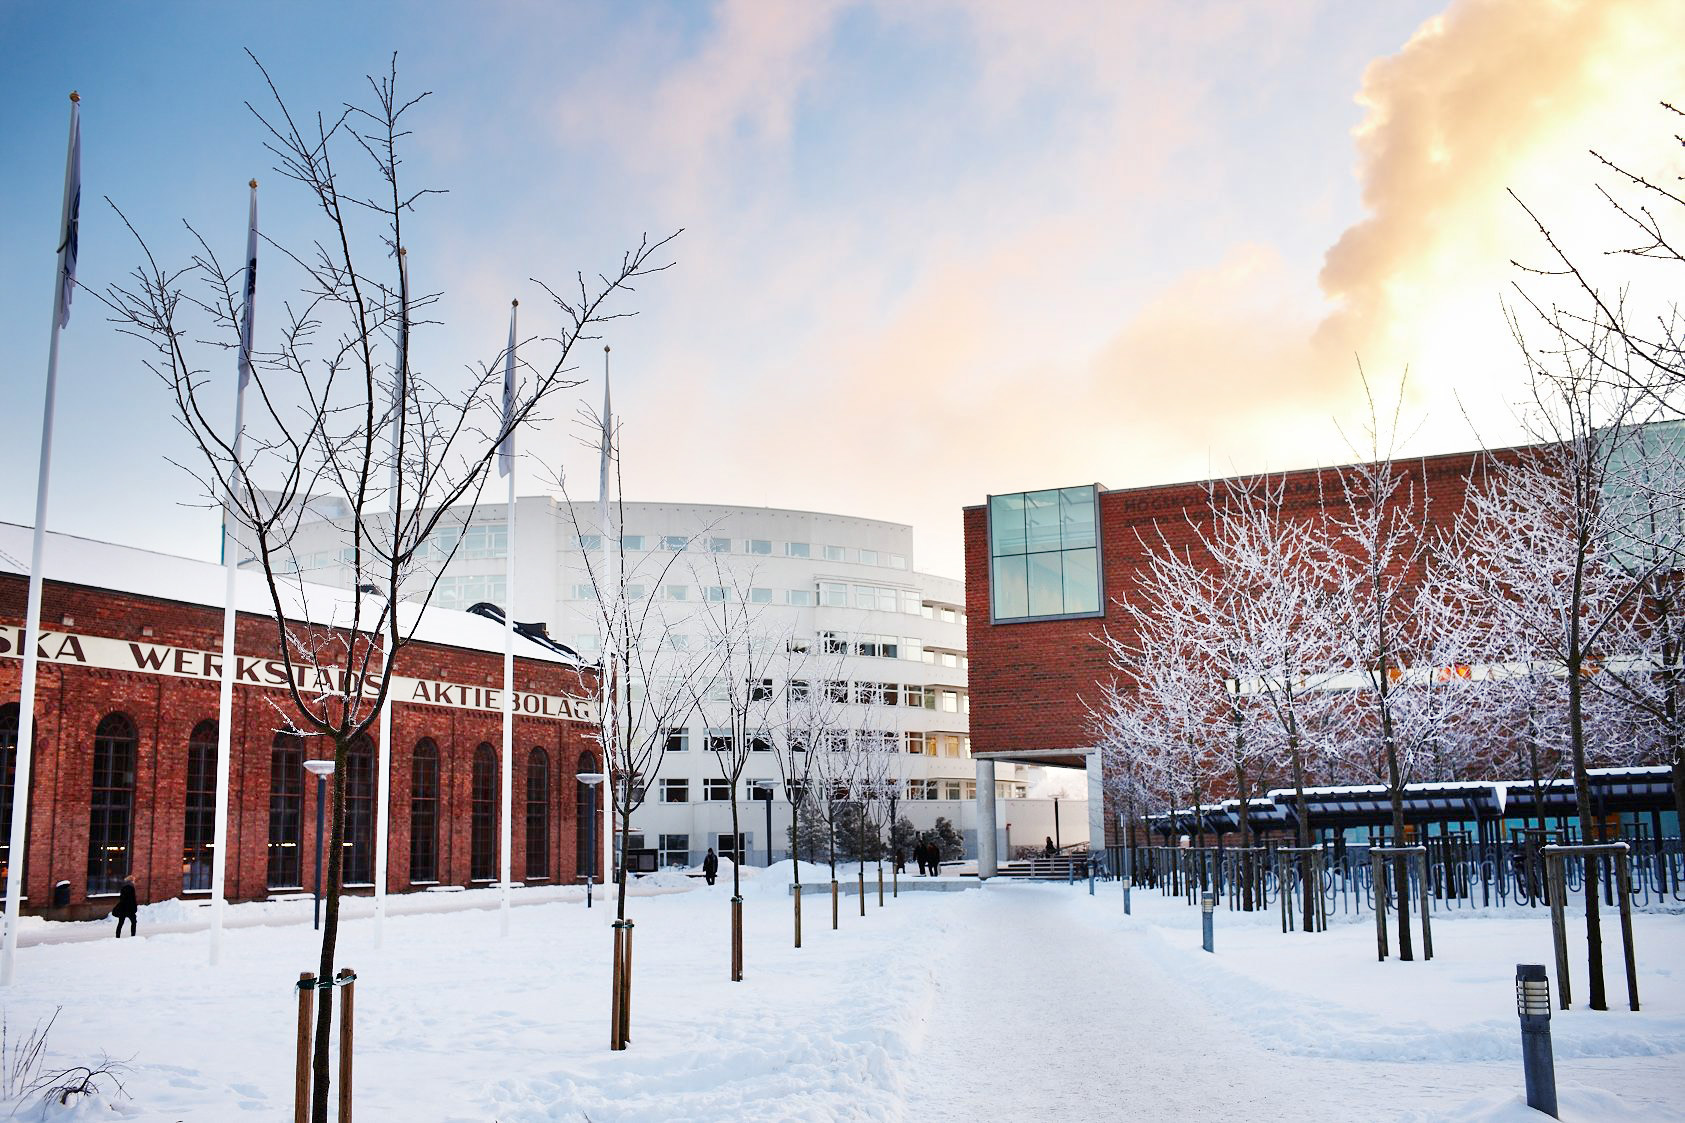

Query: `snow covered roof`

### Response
(0, 522, 590, 668)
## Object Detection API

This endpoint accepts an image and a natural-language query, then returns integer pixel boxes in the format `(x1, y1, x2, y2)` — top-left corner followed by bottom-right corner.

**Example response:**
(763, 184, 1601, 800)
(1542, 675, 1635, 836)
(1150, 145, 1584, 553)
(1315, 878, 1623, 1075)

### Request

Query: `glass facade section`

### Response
(988, 485, 1102, 620)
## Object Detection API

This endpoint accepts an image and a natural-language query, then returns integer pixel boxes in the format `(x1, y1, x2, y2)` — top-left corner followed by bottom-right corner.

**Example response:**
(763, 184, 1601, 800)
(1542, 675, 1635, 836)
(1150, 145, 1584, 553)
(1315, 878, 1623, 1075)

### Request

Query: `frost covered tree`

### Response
(1445, 331, 1674, 1009)
(1175, 476, 1339, 930)
(1322, 386, 1483, 956)
(1097, 564, 1228, 891)
(104, 57, 674, 1112)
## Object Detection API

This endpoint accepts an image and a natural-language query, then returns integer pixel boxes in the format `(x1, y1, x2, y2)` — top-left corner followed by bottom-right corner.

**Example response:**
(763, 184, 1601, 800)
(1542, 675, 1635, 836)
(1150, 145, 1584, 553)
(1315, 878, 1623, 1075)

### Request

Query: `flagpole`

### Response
(3, 91, 80, 987)
(373, 246, 408, 949)
(208, 178, 258, 966)
(597, 347, 615, 893)
(500, 301, 518, 936)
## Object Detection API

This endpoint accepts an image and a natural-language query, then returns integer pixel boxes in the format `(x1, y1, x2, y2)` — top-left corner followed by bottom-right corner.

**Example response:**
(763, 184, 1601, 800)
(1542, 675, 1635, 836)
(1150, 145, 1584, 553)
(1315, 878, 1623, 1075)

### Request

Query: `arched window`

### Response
(343, 736, 375, 886)
(525, 748, 550, 881)
(88, 713, 137, 896)
(409, 739, 439, 884)
(470, 744, 497, 882)
(268, 733, 304, 889)
(576, 751, 598, 882)
(0, 704, 21, 893)
(183, 720, 218, 892)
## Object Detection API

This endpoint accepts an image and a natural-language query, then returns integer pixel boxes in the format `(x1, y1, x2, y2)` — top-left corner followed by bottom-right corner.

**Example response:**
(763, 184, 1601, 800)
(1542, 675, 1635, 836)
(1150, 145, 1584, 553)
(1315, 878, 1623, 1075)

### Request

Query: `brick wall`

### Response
(964, 447, 1511, 844)
(0, 575, 601, 909)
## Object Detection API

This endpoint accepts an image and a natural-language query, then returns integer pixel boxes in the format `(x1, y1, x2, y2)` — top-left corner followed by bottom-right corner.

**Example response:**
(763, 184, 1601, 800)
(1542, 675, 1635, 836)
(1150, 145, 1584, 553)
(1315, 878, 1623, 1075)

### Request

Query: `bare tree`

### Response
(103, 58, 674, 1117)
(804, 691, 863, 930)
(1508, 99, 1685, 418)
(773, 642, 849, 945)
(686, 557, 786, 980)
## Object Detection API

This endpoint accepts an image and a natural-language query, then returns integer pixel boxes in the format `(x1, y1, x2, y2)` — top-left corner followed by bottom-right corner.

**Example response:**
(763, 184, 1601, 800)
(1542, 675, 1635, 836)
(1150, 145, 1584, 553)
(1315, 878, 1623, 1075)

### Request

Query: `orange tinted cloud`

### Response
(563, 0, 1685, 576)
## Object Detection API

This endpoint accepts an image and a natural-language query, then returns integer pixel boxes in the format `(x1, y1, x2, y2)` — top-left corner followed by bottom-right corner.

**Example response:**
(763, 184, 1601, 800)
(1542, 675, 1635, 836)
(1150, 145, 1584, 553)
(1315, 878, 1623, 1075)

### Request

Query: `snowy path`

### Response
(901, 882, 1352, 1121)
(0, 869, 1678, 1120)
(898, 882, 1685, 1123)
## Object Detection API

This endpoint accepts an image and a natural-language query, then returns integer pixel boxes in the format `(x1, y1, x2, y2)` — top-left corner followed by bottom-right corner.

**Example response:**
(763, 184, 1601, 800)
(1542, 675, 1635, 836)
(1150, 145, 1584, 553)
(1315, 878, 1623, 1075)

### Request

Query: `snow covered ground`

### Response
(0, 866, 1679, 1121)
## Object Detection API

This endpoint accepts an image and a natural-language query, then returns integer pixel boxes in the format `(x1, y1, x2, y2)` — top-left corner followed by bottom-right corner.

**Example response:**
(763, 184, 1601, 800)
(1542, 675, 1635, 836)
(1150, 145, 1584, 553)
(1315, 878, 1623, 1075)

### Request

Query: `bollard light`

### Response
(1201, 892, 1215, 954)
(1515, 964, 1558, 1119)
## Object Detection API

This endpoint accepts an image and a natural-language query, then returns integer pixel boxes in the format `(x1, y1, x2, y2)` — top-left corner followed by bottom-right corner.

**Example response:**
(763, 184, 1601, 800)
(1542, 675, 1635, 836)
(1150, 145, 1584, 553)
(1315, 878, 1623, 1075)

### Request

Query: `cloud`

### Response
(548, 0, 1685, 579)
(552, 0, 848, 212)
(1319, 0, 1685, 375)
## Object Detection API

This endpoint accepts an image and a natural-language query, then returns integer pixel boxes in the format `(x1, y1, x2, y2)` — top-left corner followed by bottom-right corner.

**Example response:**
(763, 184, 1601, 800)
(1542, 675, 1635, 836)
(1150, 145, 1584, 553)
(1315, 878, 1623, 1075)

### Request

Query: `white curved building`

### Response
(265, 497, 1064, 867)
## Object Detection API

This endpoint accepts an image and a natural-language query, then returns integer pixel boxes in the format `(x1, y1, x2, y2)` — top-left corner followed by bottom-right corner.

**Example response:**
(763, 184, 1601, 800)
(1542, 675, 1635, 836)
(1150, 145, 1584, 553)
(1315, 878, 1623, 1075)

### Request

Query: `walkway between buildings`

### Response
(897, 882, 1470, 1122)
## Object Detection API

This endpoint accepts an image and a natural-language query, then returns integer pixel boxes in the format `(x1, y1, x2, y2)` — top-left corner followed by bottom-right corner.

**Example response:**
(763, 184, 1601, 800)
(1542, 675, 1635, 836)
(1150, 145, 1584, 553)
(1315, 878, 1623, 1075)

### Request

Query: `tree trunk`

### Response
(1288, 737, 1316, 934)
(310, 736, 350, 1123)
(729, 794, 743, 980)
(791, 799, 802, 948)
(1235, 763, 1253, 911)
(1385, 740, 1413, 962)
(1568, 661, 1608, 1010)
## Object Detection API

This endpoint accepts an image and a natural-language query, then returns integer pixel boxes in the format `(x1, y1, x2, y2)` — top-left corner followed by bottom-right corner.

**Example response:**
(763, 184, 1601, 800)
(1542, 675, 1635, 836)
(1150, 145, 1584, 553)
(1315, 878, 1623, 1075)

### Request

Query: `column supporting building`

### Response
(975, 757, 997, 879)
(1086, 748, 1106, 855)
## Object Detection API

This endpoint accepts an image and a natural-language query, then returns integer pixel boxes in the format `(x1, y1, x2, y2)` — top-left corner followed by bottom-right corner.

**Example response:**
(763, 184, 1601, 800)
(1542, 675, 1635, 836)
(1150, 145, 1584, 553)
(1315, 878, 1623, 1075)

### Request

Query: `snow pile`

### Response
(1120, 887, 1684, 1119)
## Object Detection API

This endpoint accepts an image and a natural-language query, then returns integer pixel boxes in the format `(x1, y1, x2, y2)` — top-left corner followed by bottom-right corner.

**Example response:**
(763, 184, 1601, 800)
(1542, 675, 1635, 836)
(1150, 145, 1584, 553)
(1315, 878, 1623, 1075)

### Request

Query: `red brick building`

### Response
(0, 524, 601, 913)
(960, 448, 1491, 868)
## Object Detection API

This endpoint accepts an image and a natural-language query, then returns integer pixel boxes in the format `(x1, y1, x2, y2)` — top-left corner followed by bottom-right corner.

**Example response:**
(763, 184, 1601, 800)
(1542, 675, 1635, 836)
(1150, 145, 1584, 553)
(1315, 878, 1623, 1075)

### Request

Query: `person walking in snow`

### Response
(702, 847, 719, 886)
(1043, 836, 1057, 859)
(111, 880, 138, 938)
(894, 847, 906, 875)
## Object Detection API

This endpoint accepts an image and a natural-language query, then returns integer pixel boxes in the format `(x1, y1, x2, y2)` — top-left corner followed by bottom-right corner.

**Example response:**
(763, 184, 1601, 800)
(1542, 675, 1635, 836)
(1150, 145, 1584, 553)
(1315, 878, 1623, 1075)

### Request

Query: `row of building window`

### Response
(579, 535, 910, 571)
(577, 634, 966, 663)
(433, 574, 509, 612)
(660, 728, 969, 756)
(562, 582, 963, 624)
(813, 632, 966, 666)
(0, 707, 595, 899)
(654, 775, 991, 804)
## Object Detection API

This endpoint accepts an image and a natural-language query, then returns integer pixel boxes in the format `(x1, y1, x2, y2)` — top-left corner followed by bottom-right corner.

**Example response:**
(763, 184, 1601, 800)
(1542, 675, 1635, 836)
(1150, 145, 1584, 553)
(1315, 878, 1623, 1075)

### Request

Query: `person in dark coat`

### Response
(915, 838, 928, 876)
(1044, 836, 1057, 859)
(112, 881, 138, 938)
(702, 847, 718, 886)
(893, 847, 906, 875)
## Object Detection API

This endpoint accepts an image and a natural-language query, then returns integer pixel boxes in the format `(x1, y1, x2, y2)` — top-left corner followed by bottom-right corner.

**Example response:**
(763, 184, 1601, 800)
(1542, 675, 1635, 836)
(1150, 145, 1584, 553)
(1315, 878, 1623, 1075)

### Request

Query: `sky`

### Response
(2, 0, 1681, 579)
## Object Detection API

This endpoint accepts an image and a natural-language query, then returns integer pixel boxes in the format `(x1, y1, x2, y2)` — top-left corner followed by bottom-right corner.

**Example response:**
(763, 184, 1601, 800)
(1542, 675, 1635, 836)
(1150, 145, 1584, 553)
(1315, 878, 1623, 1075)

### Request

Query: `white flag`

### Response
(497, 302, 516, 478)
(236, 180, 258, 389)
(56, 96, 81, 328)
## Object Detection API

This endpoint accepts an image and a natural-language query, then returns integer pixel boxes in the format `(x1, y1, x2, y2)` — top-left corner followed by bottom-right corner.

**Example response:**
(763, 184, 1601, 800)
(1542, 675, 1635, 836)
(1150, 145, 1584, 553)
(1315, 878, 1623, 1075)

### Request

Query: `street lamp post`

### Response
(577, 772, 605, 908)
(303, 759, 337, 931)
